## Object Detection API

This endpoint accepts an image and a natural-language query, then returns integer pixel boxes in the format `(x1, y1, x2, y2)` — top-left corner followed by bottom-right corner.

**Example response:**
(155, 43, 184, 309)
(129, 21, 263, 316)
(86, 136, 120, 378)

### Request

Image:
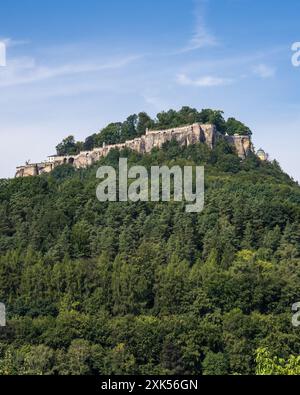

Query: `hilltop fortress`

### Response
(15, 123, 253, 177)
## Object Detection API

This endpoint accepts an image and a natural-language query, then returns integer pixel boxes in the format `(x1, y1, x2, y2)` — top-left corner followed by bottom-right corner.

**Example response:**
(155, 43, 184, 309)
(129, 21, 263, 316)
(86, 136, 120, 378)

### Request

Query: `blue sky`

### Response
(0, 0, 300, 181)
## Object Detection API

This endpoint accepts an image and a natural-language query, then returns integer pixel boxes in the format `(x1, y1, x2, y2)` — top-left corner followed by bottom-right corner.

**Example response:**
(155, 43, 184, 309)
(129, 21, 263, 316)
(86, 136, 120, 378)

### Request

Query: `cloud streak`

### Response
(176, 73, 233, 87)
(0, 55, 141, 88)
(180, 0, 217, 53)
(252, 63, 276, 79)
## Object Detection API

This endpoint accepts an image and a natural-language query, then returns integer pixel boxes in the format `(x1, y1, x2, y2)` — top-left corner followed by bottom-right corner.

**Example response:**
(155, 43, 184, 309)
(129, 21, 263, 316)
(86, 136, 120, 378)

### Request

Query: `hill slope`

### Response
(0, 129, 300, 374)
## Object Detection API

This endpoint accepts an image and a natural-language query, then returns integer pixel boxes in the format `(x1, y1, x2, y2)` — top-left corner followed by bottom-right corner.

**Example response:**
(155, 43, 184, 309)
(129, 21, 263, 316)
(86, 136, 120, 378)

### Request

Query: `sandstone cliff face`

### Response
(15, 123, 252, 177)
(223, 134, 252, 159)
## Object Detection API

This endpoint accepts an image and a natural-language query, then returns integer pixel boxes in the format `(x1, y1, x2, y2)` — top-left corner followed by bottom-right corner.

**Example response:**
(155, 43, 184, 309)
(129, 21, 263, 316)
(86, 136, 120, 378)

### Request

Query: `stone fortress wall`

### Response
(15, 123, 253, 178)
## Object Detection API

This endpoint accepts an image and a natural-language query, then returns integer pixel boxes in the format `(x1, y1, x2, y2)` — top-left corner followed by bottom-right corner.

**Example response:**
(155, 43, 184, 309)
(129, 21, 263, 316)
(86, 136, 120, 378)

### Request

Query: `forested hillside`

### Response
(0, 111, 300, 375)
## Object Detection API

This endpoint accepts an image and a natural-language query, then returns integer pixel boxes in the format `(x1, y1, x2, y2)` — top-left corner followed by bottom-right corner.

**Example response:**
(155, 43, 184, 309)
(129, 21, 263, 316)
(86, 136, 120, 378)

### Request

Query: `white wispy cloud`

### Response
(142, 93, 169, 110)
(176, 73, 233, 87)
(253, 63, 276, 79)
(180, 0, 217, 53)
(0, 55, 140, 88)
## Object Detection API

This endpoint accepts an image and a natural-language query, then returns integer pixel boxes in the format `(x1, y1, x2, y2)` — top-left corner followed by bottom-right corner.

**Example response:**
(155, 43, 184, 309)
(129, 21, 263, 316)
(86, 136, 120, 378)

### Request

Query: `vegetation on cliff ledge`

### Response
(55, 107, 252, 156)
(0, 114, 299, 375)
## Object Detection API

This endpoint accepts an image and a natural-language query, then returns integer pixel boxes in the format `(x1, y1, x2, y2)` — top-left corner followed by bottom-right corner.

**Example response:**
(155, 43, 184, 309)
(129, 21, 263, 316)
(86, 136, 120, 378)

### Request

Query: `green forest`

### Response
(0, 108, 300, 375)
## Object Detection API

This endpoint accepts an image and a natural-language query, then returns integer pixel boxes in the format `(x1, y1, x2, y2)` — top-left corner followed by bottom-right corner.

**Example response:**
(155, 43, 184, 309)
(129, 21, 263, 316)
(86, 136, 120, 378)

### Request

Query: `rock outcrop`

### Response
(15, 123, 252, 177)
